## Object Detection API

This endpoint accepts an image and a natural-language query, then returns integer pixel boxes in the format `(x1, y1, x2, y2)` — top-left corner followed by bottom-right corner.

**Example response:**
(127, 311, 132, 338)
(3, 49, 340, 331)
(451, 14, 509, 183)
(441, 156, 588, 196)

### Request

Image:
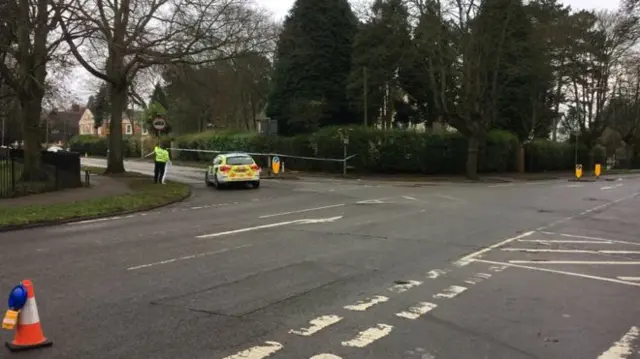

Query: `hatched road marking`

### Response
(341, 324, 394, 348)
(344, 296, 389, 311)
(597, 326, 640, 359)
(396, 302, 438, 320)
(289, 315, 342, 336)
(433, 285, 467, 299)
(223, 341, 283, 359)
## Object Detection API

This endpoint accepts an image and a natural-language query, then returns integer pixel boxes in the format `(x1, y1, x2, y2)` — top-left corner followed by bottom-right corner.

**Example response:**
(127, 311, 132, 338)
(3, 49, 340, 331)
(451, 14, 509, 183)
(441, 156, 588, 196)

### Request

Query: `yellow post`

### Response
(595, 163, 601, 178)
(575, 164, 583, 180)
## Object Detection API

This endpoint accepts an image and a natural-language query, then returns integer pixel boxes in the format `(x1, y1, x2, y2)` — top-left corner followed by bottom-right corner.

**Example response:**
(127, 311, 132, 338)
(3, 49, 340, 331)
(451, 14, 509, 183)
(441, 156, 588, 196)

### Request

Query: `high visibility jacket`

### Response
(154, 146, 169, 163)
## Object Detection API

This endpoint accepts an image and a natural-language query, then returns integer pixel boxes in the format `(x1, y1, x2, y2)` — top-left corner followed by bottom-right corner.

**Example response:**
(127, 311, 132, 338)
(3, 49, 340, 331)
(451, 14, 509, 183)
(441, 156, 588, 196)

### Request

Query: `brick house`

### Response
(43, 104, 85, 144)
(78, 109, 148, 137)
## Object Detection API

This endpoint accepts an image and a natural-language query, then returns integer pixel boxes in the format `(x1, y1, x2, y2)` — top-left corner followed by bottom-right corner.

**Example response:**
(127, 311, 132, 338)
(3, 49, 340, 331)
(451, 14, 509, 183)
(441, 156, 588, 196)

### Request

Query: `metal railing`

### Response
(0, 148, 82, 198)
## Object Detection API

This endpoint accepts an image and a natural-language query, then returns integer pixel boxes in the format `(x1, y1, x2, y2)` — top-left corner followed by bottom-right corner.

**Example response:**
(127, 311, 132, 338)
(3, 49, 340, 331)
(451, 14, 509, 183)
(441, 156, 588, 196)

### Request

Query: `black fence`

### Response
(0, 148, 81, 198)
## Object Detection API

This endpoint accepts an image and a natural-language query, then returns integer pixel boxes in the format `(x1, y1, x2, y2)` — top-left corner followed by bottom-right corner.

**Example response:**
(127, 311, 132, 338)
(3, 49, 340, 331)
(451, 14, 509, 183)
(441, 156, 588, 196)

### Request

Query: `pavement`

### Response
(1, 158, 640, 358)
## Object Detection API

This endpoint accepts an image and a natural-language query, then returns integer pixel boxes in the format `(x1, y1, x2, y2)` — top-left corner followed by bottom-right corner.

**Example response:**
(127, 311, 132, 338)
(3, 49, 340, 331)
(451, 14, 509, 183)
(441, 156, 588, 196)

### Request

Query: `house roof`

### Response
(45, 105, 86, 126)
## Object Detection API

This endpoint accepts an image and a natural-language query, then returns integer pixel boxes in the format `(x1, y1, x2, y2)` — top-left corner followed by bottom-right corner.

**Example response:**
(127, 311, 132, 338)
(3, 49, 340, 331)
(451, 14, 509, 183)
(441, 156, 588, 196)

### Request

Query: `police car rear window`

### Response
(226, 156, 253, 165)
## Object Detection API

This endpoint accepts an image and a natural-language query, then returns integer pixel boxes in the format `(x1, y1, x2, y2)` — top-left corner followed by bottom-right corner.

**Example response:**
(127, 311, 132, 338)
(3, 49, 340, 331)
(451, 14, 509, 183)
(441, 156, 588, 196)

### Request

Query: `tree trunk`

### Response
(19, 97, 47, 180)
(466, 135, 479, 180)
(105, 85, 127, 174)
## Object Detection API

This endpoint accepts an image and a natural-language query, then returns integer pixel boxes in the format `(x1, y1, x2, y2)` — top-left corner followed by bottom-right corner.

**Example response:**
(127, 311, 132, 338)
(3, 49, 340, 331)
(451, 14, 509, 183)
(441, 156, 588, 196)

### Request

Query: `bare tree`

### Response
(0, 0, 81, 179)
(56, 0, 274, 173)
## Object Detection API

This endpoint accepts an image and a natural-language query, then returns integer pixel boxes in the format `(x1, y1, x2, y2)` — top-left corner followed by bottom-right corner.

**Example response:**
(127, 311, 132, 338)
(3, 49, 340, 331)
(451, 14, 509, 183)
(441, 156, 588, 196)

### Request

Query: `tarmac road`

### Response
(1, 158, 640, 358)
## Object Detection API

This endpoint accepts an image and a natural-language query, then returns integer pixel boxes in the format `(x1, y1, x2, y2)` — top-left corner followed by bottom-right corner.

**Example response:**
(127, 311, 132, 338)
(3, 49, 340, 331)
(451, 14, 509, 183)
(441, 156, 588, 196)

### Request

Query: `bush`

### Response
(68, 135, 155, 158)
(172, 127, 520, 175)
(524, 140, 607, 172)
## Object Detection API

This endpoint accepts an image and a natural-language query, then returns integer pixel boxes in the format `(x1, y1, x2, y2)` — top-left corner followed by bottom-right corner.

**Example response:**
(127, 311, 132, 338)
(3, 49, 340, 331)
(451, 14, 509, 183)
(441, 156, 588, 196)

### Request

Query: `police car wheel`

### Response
(252, 181, 260, 189)
(214, 175, 223, 189)
(205, 173, 214, 187)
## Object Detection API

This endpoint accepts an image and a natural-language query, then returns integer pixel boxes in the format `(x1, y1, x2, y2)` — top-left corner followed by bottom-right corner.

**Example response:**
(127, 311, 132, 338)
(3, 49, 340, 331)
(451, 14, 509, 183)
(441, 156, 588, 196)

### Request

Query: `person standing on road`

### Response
(153, 142, 170, 184)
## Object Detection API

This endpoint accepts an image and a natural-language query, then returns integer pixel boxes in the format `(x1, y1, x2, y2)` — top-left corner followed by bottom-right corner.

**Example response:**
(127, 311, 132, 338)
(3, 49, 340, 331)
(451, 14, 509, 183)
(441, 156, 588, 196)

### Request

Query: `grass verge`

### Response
(0, 166, 191, 229)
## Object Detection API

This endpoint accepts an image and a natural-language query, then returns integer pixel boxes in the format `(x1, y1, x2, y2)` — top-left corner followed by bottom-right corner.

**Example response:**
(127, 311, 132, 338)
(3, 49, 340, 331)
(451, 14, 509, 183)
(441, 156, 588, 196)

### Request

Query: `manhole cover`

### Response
(394, 280, 411, 285)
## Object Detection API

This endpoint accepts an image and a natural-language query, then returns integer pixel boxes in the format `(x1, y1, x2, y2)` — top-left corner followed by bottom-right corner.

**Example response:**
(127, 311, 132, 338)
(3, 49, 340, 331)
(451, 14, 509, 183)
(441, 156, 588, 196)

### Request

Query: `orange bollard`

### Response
(5, 280, 53, 352)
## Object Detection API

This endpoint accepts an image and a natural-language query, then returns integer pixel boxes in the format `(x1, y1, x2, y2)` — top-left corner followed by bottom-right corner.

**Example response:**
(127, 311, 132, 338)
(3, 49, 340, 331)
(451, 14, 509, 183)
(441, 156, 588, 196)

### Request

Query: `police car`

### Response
(205, 152, 261, 189)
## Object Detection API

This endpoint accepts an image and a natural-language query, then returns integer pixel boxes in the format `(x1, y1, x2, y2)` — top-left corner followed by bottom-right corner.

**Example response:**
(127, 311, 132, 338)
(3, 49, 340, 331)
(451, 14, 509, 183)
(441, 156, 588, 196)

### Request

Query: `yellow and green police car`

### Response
(205, 152, 261, 189)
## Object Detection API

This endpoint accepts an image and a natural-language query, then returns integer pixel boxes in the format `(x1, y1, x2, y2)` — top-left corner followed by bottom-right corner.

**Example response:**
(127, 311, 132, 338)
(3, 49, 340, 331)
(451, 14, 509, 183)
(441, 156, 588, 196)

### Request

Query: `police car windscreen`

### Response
(227, 156, 253, 165)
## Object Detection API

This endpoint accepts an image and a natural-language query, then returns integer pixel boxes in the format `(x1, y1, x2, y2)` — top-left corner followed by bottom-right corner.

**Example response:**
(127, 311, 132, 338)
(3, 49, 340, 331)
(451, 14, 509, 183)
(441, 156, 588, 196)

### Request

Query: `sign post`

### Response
(271, 156, 281, 175)
(575, 164, 583, 180)
(595, 163, 601, 179)
(152, 117, 166, 136)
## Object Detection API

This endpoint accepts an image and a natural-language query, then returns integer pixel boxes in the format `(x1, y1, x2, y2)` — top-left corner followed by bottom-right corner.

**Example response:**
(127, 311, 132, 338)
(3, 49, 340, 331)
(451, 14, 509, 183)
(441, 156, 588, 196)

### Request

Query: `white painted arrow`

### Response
(196, 216, 343, 239)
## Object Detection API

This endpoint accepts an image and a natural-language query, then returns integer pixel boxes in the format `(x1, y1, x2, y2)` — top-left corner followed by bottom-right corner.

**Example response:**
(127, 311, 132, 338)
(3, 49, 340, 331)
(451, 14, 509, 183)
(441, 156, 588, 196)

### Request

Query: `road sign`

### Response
(271, 156, 280, 174)
(152, 117, 166, 131)
(575, 164, 583, 179)
(595, 163, 601, 177)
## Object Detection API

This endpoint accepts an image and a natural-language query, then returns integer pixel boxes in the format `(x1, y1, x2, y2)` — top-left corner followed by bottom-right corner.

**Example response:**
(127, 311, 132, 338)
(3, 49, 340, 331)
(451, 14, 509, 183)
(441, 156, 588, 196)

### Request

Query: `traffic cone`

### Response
(5, 280, 53, 352)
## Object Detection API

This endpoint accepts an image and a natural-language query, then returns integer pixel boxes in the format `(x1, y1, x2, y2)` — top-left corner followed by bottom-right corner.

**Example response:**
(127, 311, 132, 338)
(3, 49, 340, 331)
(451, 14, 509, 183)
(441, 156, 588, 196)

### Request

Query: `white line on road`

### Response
(433, 285, 467, 299)
(389, 280, 423, 293)
(601, 183, 624, 190)
(618, 277, 640, 281)
(597, 326, 640, 359)
(509, 260, 640, 265)
(344, 296, 389, 311)
(309, 355, 342, 359)
(488, 183, 513, 188)
(518, 239, 613, 244)
(259, 204, 345, 219)
(566, 184, 583, 188)
(403, 196, 418, 201)
(488, 265, 508, 272)
(540, 232, 640, 246)
(465, 273, 491, 285)
(127, 245, 251, 270)
(396, 302, 438, 320)
(502, 248, 640, 254)
(434, 193, 466, 202)
(68, 216, 124, 225)
(289, 315, 342, 336)
(473, 259, 640, 287)
(223, 341, 283, 359)
(196, 216, 343, 238)
(426, 269, 448, 279)
(454, 231, 534, 266)
(341, 324, 393, 348)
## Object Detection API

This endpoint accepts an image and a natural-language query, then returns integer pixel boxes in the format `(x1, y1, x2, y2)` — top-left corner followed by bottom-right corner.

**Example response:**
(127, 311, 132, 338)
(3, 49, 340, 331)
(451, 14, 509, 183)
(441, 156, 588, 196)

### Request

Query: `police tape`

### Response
(169, 148, 357, 163)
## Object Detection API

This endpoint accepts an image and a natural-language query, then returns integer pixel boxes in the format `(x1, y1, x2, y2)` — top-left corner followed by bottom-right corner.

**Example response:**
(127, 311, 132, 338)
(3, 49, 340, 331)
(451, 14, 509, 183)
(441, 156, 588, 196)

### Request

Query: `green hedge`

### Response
(71, 129, 609, 174)
(524, 140, 607, 172)
(173, 127, 519, 174)
(68, 135, 155, 158)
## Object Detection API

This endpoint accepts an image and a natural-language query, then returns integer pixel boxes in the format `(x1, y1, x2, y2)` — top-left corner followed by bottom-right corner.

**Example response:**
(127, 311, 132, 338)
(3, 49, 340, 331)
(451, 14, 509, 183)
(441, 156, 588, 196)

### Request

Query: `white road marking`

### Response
(341, 324, 393, 348)
(518, 239, 613, 244)
(434, 193, 465, 202)
(601, 183, 623, 190)
(488, 183, 513, 188)
(196, 216, 342, 238)
(426, 269, 448, 279)
(540, 232, 640, 246)
(465, 273, 491, 284)
(597, 326, 639, 359)
(309, 355, 342, 359)
(433, 285, 467, 299)
(389, 280, 423, 293)
(502, 248, 640, 254)
(618, 277, 640, 281)
(289, 315, 342, 336)
(69, 216, 123, 225)
(259, 204, 345, 219)
(396, 302, 437, 320)
(223, 341, 283, 359)
(489, 265, 508, 272)
(536, 192, 640, 231)
(127, 245, 251, 270)
(473, 259, 640, 287)
(566, 184, 583, 188)
(356, 199, 383, 204)
(454, 231, 534, 266)
(344, 296, 389, 311)
(509, 260, 640, 265)
(403, 196, 418, 200)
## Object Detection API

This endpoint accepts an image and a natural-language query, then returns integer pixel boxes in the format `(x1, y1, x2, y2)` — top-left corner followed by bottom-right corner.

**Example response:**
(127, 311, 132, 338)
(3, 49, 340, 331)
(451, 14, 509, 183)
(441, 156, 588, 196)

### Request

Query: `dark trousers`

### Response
(154, 161, 167, 183)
